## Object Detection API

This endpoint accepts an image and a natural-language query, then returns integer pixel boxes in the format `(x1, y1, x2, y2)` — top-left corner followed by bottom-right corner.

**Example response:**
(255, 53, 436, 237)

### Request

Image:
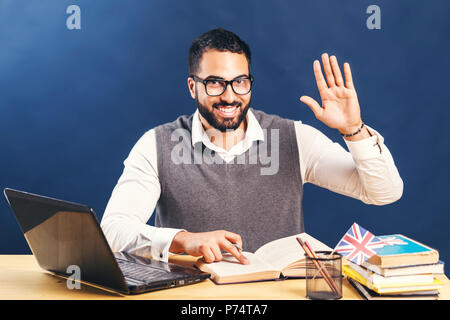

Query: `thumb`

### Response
(300, 96, 323, 119)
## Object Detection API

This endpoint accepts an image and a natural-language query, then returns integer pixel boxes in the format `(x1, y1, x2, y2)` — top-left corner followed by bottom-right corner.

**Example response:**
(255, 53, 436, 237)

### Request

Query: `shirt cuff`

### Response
(343, 125, 384, 161)
(149, 227, 186, 262)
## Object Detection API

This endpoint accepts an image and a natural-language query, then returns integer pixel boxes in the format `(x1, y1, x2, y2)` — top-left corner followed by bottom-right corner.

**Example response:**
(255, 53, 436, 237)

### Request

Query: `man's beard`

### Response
(196, 97, 250, 133)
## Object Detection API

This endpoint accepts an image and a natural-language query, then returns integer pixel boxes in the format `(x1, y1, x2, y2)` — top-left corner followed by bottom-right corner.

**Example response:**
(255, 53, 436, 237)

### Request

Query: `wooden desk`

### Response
(0, 255, 449, 300)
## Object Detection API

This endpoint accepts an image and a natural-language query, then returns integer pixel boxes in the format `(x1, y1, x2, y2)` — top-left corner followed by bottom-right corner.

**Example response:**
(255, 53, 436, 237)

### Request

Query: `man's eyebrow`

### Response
(205, 74, 249, 80)
(204, 75, 224, 80)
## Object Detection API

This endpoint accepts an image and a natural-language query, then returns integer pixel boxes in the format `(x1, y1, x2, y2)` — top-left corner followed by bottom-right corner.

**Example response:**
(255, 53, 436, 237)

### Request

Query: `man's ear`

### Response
(187, 77, 196, 99)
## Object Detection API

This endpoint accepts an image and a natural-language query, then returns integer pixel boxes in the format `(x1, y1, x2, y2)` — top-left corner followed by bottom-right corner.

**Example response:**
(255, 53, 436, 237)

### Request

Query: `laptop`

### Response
(3, 188, 210, 295)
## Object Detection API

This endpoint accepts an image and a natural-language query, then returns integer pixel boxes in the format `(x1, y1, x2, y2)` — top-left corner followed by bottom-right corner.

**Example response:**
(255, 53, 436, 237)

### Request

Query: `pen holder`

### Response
(305, 251, 342, 300)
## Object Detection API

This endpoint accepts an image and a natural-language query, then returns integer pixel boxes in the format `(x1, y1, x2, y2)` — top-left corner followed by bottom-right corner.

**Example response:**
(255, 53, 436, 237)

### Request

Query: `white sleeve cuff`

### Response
(149, 227, 186, 262)
(344, 125, 384, 161)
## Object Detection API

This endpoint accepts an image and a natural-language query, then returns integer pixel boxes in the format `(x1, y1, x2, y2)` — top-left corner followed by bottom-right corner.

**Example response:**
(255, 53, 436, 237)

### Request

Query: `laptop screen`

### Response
(4, 188, 129, 293)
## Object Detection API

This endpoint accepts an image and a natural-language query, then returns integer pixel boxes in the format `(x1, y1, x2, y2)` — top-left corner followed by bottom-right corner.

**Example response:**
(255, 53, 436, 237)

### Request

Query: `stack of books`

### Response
(342, 234, 445, 300)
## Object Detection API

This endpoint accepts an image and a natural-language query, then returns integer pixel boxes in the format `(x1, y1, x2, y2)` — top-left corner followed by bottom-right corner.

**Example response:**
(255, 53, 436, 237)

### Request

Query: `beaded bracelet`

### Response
(340, 121, 365, 137)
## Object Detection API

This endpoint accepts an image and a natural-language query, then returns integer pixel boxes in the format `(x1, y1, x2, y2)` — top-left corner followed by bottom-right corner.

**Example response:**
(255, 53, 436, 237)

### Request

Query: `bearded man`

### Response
(101, 28, 403, 265)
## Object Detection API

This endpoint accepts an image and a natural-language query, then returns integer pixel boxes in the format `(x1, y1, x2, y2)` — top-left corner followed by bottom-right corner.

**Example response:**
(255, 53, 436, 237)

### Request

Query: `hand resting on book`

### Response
(169, 230, 250, 265)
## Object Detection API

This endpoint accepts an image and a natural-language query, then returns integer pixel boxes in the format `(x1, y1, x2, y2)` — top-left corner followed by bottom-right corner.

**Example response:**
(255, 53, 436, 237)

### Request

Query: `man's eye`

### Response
(208, 80, 223, 86)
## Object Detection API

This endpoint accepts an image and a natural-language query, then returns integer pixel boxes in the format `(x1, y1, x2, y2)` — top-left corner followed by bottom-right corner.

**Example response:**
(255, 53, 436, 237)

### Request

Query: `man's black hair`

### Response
(188, 28, 251, 75)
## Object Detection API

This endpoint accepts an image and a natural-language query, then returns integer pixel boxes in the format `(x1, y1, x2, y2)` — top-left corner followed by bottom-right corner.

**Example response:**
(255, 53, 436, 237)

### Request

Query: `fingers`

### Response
(196, 230, 249, 265)
(210, 244, 223, 262)
(223, 231, 249, 264)
(330, 55, 344, 86)
(343, 62, 354, 89)
(313, 60, 328, 93)
(321, 53, 335, 88)
(317, 53, 349, 88)
(199, 241, 226, 263)
(224, 231, 243, 248)
(220, 239, 250, 265)
(201, 246, 216, 264)
(300, 96, 323, 119)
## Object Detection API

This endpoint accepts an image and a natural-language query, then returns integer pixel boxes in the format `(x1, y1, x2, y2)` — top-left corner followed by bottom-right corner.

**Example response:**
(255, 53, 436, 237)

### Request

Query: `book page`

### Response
(196, 252, 278, 276)
(254, 233, 332, 271)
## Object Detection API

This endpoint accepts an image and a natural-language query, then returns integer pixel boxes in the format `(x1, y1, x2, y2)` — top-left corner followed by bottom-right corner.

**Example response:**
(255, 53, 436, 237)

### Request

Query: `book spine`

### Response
(348, 263, 434, 286)
(342, 266, 374, 290)
(364, 261, 444, 277)
(379, 251, 439, 268)
(365, 251, 439, 268)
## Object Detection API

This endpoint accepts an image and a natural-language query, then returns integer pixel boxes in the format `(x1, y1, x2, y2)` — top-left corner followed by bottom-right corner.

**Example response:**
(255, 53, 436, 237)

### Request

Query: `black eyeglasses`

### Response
(189, 74, 254, 96)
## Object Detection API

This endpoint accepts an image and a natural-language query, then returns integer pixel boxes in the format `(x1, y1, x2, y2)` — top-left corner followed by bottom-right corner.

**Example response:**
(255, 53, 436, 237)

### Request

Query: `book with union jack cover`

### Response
(363, 234, 439, 268)
(333, 223, 439, 269)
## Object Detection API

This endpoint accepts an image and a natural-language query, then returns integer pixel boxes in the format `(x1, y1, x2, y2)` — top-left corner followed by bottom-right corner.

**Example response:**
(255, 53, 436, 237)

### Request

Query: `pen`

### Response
(221, 243, 242, 254)
(233, 243, 242, 252)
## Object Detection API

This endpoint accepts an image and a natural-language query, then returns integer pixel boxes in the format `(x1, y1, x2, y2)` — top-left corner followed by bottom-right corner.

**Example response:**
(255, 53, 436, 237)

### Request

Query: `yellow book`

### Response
(342, 265, 443, 294)
(348, 261, 434, 286)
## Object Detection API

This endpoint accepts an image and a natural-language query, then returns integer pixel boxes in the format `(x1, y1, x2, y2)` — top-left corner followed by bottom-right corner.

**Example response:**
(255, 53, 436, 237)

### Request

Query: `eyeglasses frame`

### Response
(189, 74, 254, 96)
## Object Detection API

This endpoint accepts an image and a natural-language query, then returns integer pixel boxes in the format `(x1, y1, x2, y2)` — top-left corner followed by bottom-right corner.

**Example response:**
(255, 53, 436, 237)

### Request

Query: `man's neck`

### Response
(198, 113, 248, 152)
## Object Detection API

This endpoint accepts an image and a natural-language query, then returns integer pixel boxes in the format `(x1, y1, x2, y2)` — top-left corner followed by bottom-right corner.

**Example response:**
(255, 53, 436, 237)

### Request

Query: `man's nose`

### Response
(220, 83, 236, 103)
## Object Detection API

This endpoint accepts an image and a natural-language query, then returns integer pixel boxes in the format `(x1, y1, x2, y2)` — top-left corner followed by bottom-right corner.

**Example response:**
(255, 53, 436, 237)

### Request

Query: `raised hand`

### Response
(300, 53, 369, 140)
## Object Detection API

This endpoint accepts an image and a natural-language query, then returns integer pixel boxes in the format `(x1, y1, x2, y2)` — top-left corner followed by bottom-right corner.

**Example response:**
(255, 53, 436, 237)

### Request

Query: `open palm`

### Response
(300, 54, 362, 134)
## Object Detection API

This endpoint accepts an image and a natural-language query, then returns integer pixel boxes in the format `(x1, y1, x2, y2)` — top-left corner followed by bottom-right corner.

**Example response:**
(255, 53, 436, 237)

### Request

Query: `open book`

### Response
(195, 233, 331, 284)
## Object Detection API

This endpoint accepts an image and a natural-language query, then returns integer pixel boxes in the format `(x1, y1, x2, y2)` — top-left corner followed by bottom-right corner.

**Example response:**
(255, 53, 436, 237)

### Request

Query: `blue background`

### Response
(1, 1, 449, 268)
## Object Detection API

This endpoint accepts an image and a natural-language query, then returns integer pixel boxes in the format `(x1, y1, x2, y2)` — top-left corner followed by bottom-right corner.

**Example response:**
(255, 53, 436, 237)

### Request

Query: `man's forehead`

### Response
(197, 49, 249, 78)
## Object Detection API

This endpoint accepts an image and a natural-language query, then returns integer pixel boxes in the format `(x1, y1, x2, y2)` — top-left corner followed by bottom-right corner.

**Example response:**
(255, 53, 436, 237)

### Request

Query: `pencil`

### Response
(298, 238, 338, 295)
(304, 240, 341, 295)
(296, 237, 339, 295)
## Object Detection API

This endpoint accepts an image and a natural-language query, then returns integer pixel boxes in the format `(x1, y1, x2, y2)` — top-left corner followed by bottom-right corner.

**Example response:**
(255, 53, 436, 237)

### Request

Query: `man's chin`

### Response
(212, 110, 244, 132)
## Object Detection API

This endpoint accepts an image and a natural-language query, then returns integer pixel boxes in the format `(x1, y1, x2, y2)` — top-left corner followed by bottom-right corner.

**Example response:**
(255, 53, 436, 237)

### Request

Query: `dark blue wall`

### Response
(1, 1, 449, 268)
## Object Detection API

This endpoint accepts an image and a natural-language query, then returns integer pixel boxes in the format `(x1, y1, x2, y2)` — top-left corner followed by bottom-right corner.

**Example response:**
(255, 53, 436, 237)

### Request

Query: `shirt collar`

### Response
(191, 108, 265, 148)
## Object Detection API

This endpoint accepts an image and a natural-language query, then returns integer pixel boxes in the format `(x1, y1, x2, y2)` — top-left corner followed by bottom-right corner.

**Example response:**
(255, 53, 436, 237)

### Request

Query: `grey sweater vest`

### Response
(154, 108, 304, 252)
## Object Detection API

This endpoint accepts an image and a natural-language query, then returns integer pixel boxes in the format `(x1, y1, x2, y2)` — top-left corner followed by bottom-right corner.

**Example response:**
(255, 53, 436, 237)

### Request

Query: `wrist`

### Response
(338, 120, 364, 136)
(169, 230, 189, 253)
(342, 123, 372, 142)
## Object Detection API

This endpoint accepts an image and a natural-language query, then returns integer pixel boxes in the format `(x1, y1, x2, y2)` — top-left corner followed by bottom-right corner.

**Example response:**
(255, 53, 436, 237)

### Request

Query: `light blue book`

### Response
(363, 234, 439, 268)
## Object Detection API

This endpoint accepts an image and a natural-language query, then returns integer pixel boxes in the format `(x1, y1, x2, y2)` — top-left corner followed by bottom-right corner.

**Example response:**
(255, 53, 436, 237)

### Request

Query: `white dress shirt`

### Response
(100, 109, 403, 261)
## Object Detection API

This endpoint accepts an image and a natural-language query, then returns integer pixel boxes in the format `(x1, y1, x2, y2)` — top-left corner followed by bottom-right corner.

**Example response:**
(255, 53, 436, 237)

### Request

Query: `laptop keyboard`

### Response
(116, 259, 176, 283)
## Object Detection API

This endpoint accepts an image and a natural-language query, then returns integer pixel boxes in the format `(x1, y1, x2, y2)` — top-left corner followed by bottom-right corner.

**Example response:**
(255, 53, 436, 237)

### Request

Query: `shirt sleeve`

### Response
(100, 129, 185, 262)
(295, 121, 403, 205)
